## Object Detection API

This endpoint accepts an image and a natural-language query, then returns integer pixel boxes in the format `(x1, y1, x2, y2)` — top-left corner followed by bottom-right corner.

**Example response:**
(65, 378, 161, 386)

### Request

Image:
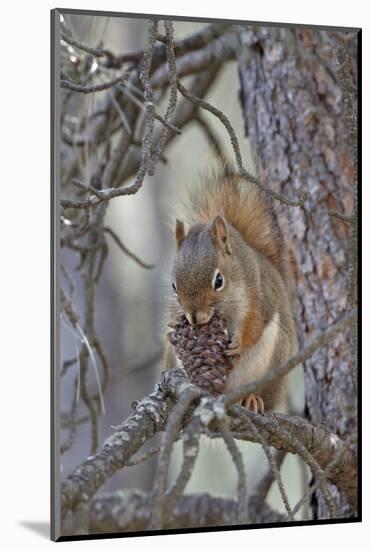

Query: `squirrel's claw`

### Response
(225, 338, 241, 358)
(225, 347, 241, 357)
(241, 394, 265, 414)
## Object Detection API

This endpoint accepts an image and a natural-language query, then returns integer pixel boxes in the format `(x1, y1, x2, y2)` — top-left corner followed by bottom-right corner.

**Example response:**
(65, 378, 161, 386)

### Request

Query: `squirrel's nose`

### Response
(187, 311, 211, 326)
(185, 312, 197, 325)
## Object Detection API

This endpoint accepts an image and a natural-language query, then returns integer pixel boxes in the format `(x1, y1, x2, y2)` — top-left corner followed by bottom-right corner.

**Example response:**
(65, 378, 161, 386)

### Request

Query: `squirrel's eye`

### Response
(214, 272, 224, 291)
(172, 282, 178, 294)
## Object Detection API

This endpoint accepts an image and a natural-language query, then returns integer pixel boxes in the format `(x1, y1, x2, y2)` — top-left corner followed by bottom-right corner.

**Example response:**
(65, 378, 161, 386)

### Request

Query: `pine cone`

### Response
(168, 312, 234, 395)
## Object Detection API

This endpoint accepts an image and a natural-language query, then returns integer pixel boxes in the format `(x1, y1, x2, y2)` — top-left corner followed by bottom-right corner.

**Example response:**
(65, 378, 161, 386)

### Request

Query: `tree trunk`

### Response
(237, 27, 358, 519)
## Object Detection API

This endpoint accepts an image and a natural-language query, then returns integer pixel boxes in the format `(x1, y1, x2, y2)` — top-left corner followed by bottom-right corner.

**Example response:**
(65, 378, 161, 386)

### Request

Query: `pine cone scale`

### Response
(168, 312, 234, 395)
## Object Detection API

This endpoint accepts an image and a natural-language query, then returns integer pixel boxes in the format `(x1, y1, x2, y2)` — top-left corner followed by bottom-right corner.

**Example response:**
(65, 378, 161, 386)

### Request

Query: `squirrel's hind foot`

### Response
(242, 394, 265, 414)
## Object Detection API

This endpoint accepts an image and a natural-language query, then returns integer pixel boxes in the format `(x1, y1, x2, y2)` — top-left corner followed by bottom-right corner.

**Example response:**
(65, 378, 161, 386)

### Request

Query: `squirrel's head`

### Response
(172, 215, 236, 326)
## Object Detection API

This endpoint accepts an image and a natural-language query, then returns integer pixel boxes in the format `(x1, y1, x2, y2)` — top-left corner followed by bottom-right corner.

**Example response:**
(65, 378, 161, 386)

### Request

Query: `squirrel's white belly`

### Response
(225, 311, 280, 393)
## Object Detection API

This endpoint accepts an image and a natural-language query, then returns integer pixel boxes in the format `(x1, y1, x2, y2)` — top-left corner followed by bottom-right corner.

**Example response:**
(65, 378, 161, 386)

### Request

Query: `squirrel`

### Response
(165, 164, 298, 413)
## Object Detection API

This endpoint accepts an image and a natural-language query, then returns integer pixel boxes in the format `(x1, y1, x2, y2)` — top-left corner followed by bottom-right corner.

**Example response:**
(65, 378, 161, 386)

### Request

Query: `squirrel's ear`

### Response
(175, 219, 186, 250)
(211, 215, 232, 255)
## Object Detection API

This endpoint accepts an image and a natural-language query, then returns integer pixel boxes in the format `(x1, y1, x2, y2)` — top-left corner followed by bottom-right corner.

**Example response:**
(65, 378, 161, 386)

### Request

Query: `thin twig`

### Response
(61, 265, 76, 298)
(130, 19, 158, 191)
(151, 34, 238, 89)
(149, 385, 201, 529)
(164, 418, 201, 513)
(290, 441, 346, 518)
(245, 415, 293, 519)
(176, 79, 307, 208)
(244, 410, 337, 519)
(61, 73, 130, 94)
(61, 28, 110, 58)
(103, 23, 231, 69)
(62, 19, 161, 211)
(196, 112, 226, 162)
(72, 178, 105, 198)
(218, 418, 249, 523)
(104, 226, 154, 269)
(253, 449, 287, 501)
(61, 377, 79, 455)
(120, 82, 181, 134)
(100, 128, 132, 189)
(61, 357, 78, 377)
(73, 208, 91, 238)
(93, 238, 108, 284)
(147, 21, 178, 176)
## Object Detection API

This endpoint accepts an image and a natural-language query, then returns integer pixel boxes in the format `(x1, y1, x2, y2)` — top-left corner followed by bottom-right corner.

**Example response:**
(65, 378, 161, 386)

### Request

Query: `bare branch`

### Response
(149, 384, 201, 529)
(60, 366, 357, 535)
(218, 418, 249, 523)
(151, 33, 238, 88)
(248, 411, 337, 519)
(61, 29, 110, 58)
(147, 20, 178, 176)
(61, 72, 222, 210)
(103, 23, 231, 69)
(60, 368, 191, 525)
(60, 377, 79, 455)
(104, 226, 154, 269)
(163, 418, 201, 513)
(196, 112, 227, 162)
(227, 408, 357, 508)
(61, 73, 130, 94)
(244, 415, 293, 519)
(253, 449, 287, 502)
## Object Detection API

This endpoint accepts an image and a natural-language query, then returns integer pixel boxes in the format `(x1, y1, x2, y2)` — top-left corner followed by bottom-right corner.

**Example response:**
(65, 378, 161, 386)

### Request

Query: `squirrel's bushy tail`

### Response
(180, 163, 293, 286)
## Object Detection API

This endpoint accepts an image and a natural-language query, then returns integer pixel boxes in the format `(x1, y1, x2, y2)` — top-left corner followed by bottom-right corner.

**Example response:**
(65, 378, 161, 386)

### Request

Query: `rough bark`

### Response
(89, 490, 286, 533)
(237, 27, 358, 518)
(60, 368, 192, 528)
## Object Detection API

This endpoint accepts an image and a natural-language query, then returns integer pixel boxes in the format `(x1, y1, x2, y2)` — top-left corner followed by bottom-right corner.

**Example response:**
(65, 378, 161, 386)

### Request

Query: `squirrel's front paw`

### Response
(225, 336, 241, 358)
(242, 394, 265, 414)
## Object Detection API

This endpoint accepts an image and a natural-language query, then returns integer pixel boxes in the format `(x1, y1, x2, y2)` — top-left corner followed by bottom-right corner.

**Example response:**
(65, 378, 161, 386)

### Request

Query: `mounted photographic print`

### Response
(51, 8, 361, 542)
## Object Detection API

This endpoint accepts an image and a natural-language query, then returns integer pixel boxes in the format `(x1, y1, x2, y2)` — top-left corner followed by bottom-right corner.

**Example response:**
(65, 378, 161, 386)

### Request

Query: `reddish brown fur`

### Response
(183, 172, 288, 284)
(240, 290, 265, 351)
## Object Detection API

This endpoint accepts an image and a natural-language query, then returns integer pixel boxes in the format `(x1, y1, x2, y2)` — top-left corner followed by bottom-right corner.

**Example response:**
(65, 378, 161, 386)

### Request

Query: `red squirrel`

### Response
(165, 165, 298, 412)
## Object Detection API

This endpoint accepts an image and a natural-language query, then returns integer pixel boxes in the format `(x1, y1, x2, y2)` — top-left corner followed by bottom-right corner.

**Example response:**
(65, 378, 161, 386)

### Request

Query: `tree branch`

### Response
(61, 362, 357, 534)
(89, 490, 286, 533)
(102, 23, 231, 69)
(226, 408, 357, 508)
(61, 73, 130, 93)
(60, 369, 194, 525)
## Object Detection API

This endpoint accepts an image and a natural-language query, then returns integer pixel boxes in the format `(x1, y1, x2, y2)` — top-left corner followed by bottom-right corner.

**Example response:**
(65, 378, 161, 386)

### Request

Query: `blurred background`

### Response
(59, 12, 307, 519)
